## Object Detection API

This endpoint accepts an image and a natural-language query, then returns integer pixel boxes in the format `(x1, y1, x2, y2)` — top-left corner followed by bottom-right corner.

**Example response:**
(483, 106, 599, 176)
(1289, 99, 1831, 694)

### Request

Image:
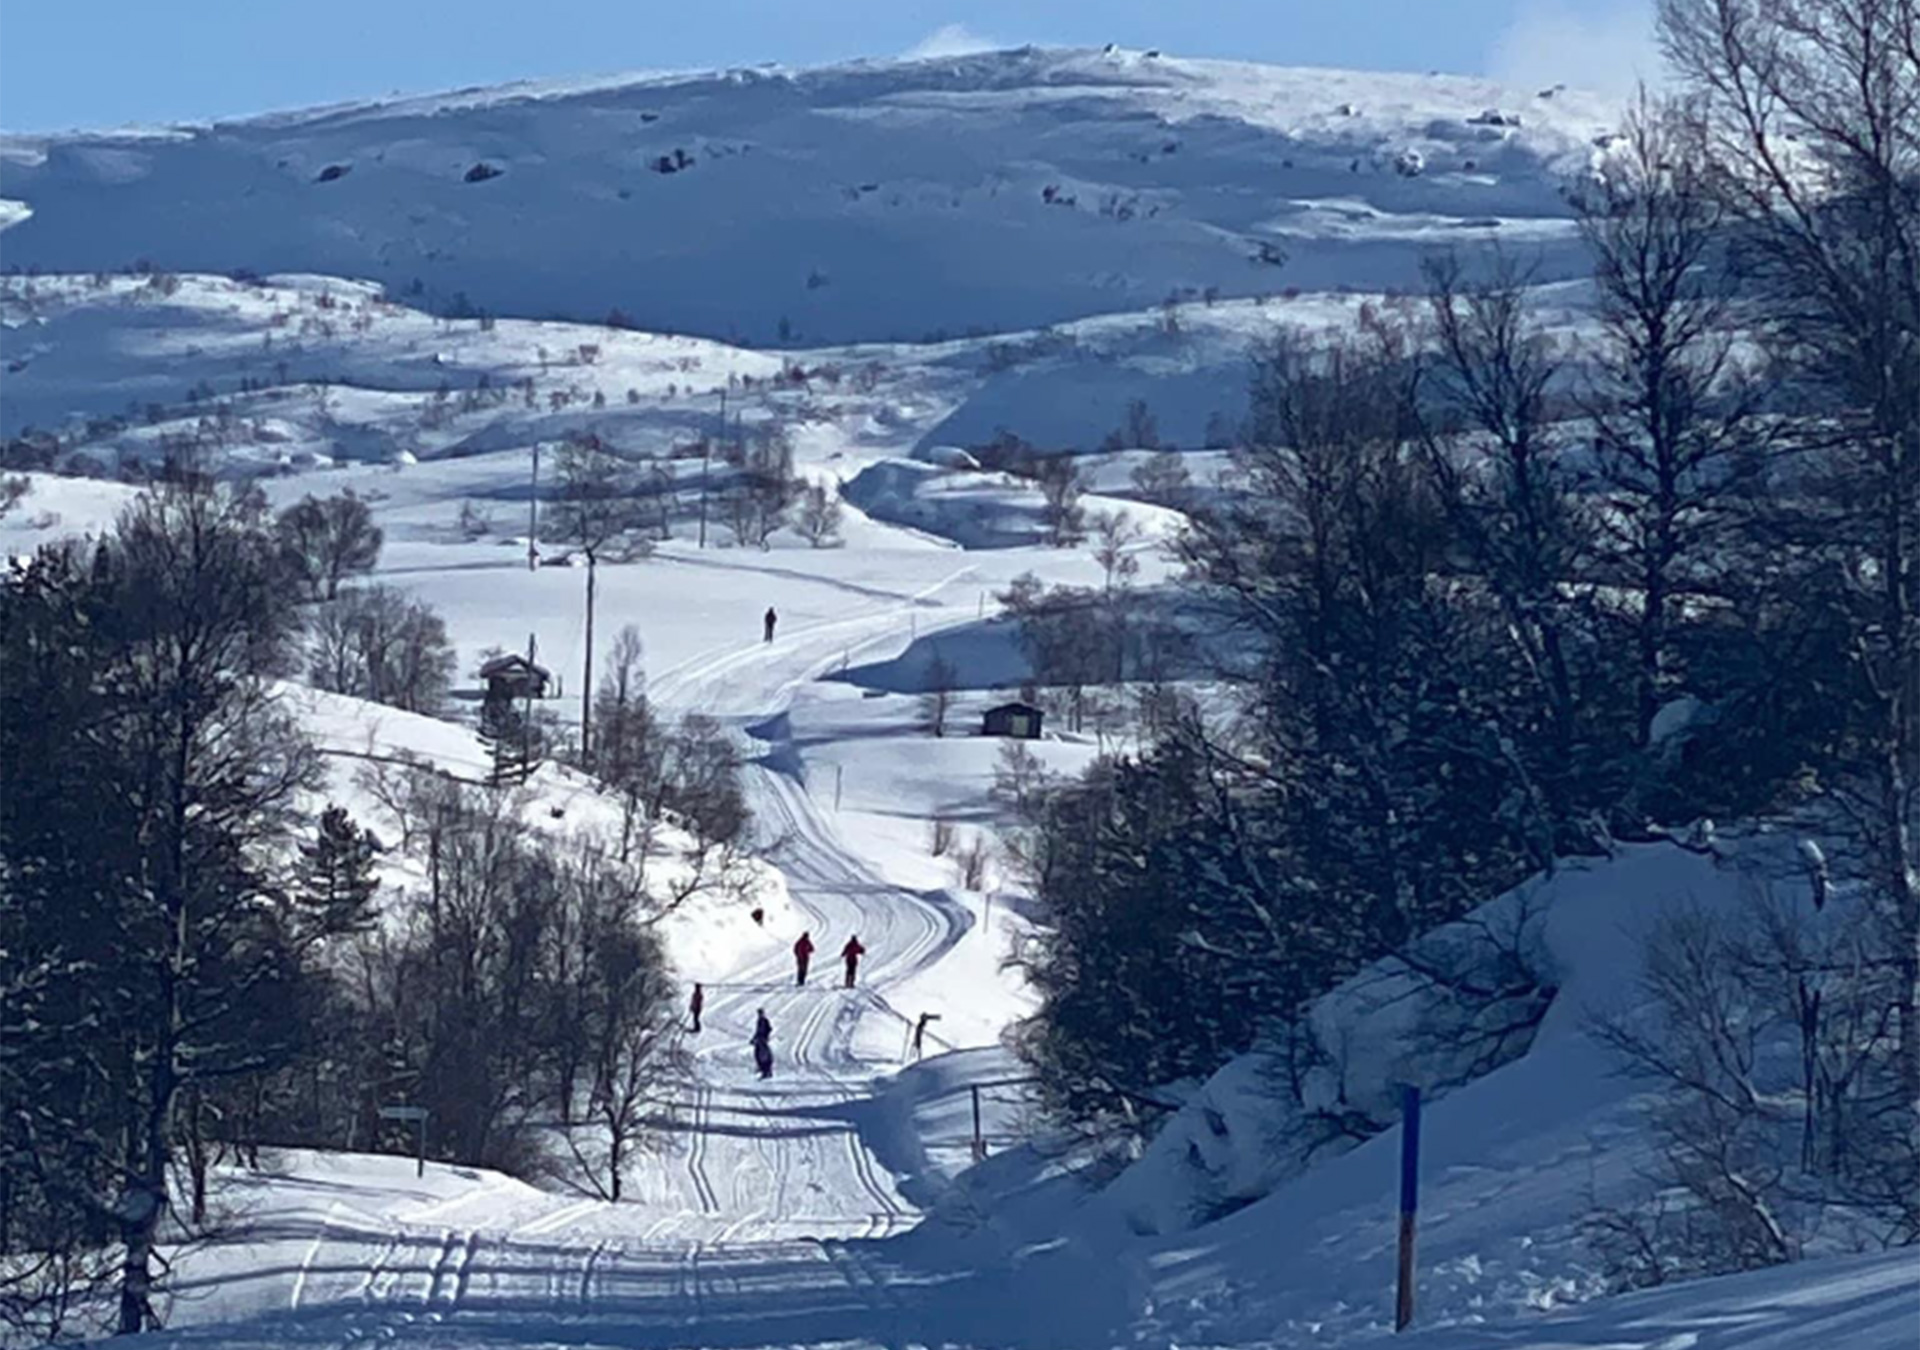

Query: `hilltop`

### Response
(1, 46, 1618, 344)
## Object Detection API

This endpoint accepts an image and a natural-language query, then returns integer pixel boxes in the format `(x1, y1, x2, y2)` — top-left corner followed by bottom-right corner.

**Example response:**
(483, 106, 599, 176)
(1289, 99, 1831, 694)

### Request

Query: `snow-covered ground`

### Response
(6, 43, 1916, 1350)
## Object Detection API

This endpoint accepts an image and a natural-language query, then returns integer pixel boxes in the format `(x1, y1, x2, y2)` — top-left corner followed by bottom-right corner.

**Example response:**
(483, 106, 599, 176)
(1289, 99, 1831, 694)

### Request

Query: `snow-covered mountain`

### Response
(0, 47, 1618, 344)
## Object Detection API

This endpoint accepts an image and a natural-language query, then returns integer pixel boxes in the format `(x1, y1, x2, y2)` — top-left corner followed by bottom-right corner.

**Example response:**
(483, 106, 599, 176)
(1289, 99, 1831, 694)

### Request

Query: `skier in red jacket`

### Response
(793, 931, 815, 986)
(841, 935, 866, 988)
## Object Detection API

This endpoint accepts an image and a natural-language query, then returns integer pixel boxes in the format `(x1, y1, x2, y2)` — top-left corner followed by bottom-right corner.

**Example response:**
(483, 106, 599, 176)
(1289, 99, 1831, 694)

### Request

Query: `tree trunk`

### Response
(1884, 425, 1920, 1134)
(186, 1088, 209, 1227)
(118, 1057, 174, 1335)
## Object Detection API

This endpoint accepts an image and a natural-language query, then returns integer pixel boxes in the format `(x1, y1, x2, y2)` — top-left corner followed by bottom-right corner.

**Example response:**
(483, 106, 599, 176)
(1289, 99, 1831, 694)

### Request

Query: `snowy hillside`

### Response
(0, 47, 1619, 344)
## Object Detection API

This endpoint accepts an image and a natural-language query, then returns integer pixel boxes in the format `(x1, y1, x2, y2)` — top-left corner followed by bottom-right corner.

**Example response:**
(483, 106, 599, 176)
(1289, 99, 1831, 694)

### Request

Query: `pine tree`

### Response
(295, 805, 379, 935)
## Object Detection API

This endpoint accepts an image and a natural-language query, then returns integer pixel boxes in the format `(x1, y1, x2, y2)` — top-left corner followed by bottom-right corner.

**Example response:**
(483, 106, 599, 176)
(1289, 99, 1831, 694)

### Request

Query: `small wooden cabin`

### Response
(480, 653, 551, 702)
(982, 701, 1044, 740)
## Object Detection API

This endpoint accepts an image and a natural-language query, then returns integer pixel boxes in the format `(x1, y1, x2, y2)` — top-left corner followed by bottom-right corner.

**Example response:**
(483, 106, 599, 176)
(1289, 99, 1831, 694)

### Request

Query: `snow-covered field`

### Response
(4, 43, 1915, 1350)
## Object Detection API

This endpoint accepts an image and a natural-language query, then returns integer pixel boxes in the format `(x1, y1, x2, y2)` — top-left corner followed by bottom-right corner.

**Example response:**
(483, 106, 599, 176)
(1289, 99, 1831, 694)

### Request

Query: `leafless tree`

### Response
(1574, 93, 1770, 757)
(1659, 0, 1920, 1117)
(593, 626, 662, 862)
(550, 845, 685, 1201)
(456, 499, 493, 540)
(0, 474, 28, 521)
(1092, 510, 1144, 594)
(929, 817, 956, 856)
(922, 648, 959, 737)
(1588, 873, 1917, 1287)
(794, 482, 844, 548)
(1129, 449, 1191, 506)
(276, 489, 383, 600)
(1105, 398, 1161, 451)
(955, 833, 992, 890)
(1416, 252, 1597, 842)
(553, 434, 648, 767)
(307, 585, 457, 714)
(1034, 455, 1088, 546)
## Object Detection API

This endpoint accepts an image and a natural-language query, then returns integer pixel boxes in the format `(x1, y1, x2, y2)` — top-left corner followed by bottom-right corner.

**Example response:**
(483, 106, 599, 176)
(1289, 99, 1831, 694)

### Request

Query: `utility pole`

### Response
(581, 553, 596, 767)
(527, 443, 541, 571)
(700, 389, 724, 550)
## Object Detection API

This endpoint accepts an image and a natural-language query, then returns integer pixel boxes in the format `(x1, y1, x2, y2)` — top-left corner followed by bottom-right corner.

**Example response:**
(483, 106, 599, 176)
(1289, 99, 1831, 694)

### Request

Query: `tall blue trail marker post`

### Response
(1395, 1085, 1422, 1332)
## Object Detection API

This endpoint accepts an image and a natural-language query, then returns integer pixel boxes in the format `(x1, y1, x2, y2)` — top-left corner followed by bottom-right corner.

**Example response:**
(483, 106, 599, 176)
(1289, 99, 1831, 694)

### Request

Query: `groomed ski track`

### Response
(153, 569, 1013, 1347)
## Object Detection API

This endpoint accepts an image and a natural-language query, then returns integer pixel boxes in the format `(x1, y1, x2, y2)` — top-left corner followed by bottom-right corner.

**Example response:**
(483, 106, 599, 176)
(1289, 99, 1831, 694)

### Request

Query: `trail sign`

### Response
(379, 1104, 431, 1175)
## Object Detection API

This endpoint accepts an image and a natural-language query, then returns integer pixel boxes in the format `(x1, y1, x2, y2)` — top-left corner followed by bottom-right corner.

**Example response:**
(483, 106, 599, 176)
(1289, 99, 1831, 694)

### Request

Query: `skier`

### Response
(689, 982, 705, 1034)
(751, 1008, 774, 1080)
(911, 1010, 941, 1062)
(793, 930, 815, 986)
(750, 906, 766, 927)
(841, 934, 867, 988)
(764, 606, 778, 643)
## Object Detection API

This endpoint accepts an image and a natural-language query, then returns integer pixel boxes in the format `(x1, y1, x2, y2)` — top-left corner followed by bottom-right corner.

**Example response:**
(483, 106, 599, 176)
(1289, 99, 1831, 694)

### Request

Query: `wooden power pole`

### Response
(527, 443, 541, 571)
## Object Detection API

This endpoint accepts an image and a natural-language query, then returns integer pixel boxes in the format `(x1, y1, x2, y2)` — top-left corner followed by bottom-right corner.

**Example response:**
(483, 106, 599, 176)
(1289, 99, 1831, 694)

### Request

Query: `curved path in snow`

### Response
(202, 566, 1022, 1345)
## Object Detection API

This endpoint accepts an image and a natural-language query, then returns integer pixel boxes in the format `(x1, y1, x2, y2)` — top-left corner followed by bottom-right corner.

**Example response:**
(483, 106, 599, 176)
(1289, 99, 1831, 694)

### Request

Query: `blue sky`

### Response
(0, 0, 1658, 132)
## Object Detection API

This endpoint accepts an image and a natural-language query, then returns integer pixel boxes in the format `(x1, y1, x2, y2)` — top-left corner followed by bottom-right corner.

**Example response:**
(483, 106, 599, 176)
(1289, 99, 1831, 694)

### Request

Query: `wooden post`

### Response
(834, 764, 843, 812)
(523, 632, 537, 780)
(1395, 1085, 1422, 1332)
(970, 1085, 985, 1161)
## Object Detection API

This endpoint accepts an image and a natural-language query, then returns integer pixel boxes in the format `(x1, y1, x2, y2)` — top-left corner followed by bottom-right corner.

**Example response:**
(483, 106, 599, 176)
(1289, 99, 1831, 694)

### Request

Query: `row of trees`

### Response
(1011, 0, 1916, 1279)
(0, 477, 732, 1342)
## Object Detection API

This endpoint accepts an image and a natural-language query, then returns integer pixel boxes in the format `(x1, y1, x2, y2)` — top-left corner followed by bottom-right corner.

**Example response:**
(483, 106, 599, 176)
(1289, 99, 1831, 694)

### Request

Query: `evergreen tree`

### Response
(295, 805, 380, 935)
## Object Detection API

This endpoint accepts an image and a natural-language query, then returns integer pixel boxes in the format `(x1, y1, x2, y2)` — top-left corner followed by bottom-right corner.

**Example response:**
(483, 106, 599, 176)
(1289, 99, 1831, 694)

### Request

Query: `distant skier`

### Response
(841, 935, 867, 988)
(793, 931, 815, 986)
(911, 1011, 941, 1062)
(689, 982, 705, 1034)
(764, 606, 778, 643)
(752, 1008, 774, 1080)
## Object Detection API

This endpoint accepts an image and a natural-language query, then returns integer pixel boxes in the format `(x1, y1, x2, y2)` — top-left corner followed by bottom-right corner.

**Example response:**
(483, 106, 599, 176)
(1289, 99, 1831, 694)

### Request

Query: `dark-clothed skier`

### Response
(911, 1011, 940, 1061)
(764, 606, 778, 643)
(793, 931, 815, 986)
(689, 982, 705, 1034)
(751, 1009, 774, 1079)
(841, 935, 866, 988)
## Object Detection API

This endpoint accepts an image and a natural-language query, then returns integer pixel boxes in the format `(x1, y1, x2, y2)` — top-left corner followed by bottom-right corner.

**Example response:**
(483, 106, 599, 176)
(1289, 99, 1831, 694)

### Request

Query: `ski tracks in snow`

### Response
(262, 572, 962, 1336)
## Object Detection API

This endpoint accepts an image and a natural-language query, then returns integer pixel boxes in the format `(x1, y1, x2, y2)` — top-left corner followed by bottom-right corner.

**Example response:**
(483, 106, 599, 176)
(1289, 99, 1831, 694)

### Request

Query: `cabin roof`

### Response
(479, 653, 551, 681)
